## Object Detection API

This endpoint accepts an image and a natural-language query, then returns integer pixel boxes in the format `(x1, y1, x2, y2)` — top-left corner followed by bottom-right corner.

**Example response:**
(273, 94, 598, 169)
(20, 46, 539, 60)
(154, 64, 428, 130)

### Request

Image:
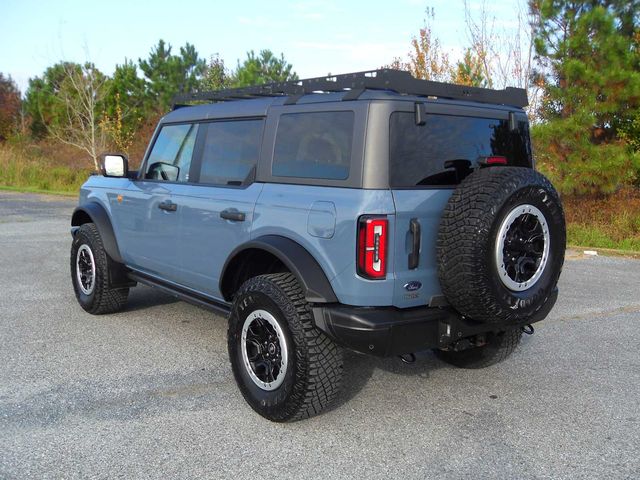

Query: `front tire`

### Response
(228, 273, 343, 422)
(70, 223, 129, 314)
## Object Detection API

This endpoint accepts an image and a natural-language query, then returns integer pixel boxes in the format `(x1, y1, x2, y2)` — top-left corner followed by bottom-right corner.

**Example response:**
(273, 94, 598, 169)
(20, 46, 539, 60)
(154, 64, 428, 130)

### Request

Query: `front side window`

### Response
(198, 120, 264, 186)
(272, 111, 354, 180)
(145, 123, 199, 182)
(389, 113, 532, 187)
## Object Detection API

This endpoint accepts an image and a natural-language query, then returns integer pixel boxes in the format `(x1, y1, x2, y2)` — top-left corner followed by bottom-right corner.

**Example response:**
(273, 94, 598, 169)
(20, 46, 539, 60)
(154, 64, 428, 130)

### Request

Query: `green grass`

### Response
(567, 223, 640, 252)
(0, 184, 77, 197)
(564, 190, 640, 253)
(0, 145, 90, 194)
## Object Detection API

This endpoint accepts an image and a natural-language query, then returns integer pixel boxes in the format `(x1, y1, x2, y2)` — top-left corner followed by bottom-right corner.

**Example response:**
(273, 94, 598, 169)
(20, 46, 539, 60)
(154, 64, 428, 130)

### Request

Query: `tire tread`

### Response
(71, 223, 128, 315)
(437, 167, 565, 323)
(229, 273, 343, 422)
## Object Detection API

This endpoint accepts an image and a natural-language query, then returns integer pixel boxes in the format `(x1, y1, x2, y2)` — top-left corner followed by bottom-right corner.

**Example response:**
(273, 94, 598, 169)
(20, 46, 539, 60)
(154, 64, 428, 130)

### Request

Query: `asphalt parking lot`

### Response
(1, 190, 639, 479)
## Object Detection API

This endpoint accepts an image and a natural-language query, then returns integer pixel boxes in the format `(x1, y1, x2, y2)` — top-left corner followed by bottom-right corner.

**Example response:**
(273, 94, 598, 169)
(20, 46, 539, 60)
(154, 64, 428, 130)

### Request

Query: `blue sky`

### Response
(1, 0, 520, 93)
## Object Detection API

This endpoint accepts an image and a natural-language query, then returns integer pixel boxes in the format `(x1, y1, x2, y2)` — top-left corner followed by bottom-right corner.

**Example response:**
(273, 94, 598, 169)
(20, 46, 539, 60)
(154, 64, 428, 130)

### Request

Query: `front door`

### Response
(112, 122, 201, 283)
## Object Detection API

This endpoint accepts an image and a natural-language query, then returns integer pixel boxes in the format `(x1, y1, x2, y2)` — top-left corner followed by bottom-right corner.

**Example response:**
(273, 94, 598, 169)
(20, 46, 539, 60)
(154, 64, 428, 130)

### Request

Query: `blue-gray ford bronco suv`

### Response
(70, 69, 565, 422)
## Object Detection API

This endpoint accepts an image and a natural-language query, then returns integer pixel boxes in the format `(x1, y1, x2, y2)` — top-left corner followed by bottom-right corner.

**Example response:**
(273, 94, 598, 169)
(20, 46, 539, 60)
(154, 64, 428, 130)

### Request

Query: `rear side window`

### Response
(199, 119, 264, 186)
(145, 123, 199, 182)
(272, 111, 354, 180)
(389, 113, 532, 187)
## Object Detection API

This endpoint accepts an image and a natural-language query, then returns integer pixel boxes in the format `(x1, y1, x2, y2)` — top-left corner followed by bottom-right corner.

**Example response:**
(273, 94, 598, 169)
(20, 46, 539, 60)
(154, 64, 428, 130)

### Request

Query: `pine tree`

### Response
(139, 40, 206, 111)
(0, 73, 21, 141)
(24, 62, 80, 138)
(103, 60, 148, 152)
(531, 1, 640, 195)
(231, 50, 297, 87)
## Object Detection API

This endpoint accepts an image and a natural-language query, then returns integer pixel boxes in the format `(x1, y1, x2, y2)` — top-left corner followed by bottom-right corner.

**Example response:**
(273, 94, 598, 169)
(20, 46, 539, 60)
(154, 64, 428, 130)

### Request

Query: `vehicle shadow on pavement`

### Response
(330, 349, 446, 411)
(124, 286, 181, 312)
(115, 285, 449, 414)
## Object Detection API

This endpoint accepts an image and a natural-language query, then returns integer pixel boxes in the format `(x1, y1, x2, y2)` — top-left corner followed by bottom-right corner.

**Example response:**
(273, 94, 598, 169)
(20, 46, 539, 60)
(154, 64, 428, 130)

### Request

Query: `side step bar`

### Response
(128, 271, 231, 317)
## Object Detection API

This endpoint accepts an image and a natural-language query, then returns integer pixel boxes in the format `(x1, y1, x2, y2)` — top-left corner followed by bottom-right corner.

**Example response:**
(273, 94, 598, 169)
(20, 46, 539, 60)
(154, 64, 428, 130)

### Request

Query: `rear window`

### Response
(272, 111, 354, 180)
(199, 119, 263, 186)
(389, 113, 531, 187)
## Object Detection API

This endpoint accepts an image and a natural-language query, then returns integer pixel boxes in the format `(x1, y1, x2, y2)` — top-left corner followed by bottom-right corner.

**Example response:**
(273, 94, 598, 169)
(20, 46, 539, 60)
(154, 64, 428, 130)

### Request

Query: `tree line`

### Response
(0, 42, 297, 169)
(0, 0, 638, 196)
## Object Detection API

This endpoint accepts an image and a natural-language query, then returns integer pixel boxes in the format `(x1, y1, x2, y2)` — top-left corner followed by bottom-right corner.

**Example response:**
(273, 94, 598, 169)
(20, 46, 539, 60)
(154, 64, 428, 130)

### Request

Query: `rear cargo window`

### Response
(389, 113, 531, 187)
(273, 111, 354, 180)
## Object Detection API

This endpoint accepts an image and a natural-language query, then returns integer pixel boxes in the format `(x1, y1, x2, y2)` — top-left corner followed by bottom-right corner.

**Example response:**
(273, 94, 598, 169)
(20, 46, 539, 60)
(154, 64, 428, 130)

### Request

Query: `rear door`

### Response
(389, 107, 532, 308)
(178, 118, 265, 299)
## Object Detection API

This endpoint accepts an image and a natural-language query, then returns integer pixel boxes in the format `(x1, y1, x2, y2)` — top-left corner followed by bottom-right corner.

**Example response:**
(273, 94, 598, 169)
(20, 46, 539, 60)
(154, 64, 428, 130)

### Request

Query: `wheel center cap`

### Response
(268, 343, 277, 355)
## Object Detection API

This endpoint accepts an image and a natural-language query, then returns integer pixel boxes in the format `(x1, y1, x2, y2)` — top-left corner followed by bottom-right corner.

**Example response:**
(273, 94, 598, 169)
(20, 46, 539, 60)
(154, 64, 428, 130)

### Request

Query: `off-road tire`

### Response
(437, 167, 565, 324)
(434, 328, 523, 369)
(70, 223, 129, 314)
(228, 273, 343, 422)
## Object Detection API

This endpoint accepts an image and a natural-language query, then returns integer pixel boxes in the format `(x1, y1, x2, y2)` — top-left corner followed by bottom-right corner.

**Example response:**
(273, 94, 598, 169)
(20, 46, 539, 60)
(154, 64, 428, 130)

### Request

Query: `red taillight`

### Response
(485, 155, 508, 165)
(357, 216, 387, 279)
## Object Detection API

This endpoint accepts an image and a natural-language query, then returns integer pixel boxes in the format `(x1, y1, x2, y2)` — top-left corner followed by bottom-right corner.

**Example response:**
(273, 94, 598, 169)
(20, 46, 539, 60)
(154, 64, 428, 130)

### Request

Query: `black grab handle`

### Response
(220, 209, 246, 222)
(408, 218, 420, 269)
(158, 200, 177, 212)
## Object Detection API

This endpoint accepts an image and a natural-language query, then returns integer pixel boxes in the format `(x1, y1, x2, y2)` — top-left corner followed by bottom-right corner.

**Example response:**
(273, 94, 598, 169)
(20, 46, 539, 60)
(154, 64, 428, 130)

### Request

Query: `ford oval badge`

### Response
(404, 281, 422, 292)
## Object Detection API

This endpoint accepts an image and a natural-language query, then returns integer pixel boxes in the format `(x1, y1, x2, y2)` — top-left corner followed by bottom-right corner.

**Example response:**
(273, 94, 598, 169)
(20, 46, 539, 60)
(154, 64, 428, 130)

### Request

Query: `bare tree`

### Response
(46, 63, 108, 170)
(463, 0, 495, 87)
(463, 0, 541, 119)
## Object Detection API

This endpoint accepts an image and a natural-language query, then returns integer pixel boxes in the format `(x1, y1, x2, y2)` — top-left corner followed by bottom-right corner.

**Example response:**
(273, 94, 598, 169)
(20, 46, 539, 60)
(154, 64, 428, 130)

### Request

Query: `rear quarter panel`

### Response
(252, 183, 397, 306)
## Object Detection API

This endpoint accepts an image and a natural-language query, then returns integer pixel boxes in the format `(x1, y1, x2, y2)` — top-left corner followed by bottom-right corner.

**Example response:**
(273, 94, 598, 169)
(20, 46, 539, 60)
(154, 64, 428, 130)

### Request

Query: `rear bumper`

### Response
(313, 288, 558, 356)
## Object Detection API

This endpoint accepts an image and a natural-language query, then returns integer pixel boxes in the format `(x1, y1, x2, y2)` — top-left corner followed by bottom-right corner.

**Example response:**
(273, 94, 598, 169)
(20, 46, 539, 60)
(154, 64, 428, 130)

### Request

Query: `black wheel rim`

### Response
(241, 309, 288, 390)
(496, 204, 550, 291)
(76, 244, 96, 295)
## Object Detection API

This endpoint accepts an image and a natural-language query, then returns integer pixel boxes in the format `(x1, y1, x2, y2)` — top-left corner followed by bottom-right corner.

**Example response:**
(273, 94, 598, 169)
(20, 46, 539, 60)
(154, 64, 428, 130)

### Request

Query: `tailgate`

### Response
(391, 189, 453, 308)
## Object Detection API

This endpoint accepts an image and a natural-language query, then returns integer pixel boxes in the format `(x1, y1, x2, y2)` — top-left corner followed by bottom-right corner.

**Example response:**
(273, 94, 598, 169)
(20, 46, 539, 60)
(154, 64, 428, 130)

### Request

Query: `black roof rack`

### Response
(171, 69, 528, 109)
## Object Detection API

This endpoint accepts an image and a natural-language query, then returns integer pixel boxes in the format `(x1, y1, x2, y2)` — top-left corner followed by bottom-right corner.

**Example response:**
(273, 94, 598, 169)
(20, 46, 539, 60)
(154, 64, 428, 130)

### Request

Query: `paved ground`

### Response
(1, 190, 639, 479)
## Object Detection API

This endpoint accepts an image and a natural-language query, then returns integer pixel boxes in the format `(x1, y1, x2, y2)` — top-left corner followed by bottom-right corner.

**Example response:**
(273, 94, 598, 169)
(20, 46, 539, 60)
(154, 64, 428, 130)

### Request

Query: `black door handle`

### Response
(158, 200, 177, 212)
(220, 209, 245, 222)
(408, 218, 421, 269)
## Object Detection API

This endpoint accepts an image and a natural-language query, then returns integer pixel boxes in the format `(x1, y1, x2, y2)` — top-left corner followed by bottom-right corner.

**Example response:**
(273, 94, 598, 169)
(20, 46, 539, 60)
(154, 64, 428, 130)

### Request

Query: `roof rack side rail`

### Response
(171, 69, 528, 109)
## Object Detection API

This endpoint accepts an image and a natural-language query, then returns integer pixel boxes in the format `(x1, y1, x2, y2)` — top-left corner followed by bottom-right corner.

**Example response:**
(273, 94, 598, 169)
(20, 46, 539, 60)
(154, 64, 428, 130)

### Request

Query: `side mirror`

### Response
(100, 153, 128, 177)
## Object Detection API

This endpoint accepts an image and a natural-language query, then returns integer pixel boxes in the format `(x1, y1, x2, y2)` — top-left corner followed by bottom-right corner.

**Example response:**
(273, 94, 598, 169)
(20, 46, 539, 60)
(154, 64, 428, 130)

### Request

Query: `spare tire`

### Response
(437, 166, 565, 324)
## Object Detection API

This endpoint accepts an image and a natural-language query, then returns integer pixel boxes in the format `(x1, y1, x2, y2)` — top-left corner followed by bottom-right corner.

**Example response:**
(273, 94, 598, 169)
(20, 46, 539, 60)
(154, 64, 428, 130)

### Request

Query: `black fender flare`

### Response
(221, 235, 338, 303)
(71, 202, 123, 264)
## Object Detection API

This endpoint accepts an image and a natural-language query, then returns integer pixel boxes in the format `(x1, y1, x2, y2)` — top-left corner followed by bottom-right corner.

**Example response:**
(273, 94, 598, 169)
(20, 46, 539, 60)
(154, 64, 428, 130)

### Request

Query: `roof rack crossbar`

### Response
(171, 69, 528, 109)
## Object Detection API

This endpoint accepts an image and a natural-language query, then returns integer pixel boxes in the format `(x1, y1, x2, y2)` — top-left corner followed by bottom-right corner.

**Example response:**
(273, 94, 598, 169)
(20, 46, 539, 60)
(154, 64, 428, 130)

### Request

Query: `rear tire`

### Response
(70, 223, 129, 314)
(228, 273, 343, 422)
(434, 328, 523, 369)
